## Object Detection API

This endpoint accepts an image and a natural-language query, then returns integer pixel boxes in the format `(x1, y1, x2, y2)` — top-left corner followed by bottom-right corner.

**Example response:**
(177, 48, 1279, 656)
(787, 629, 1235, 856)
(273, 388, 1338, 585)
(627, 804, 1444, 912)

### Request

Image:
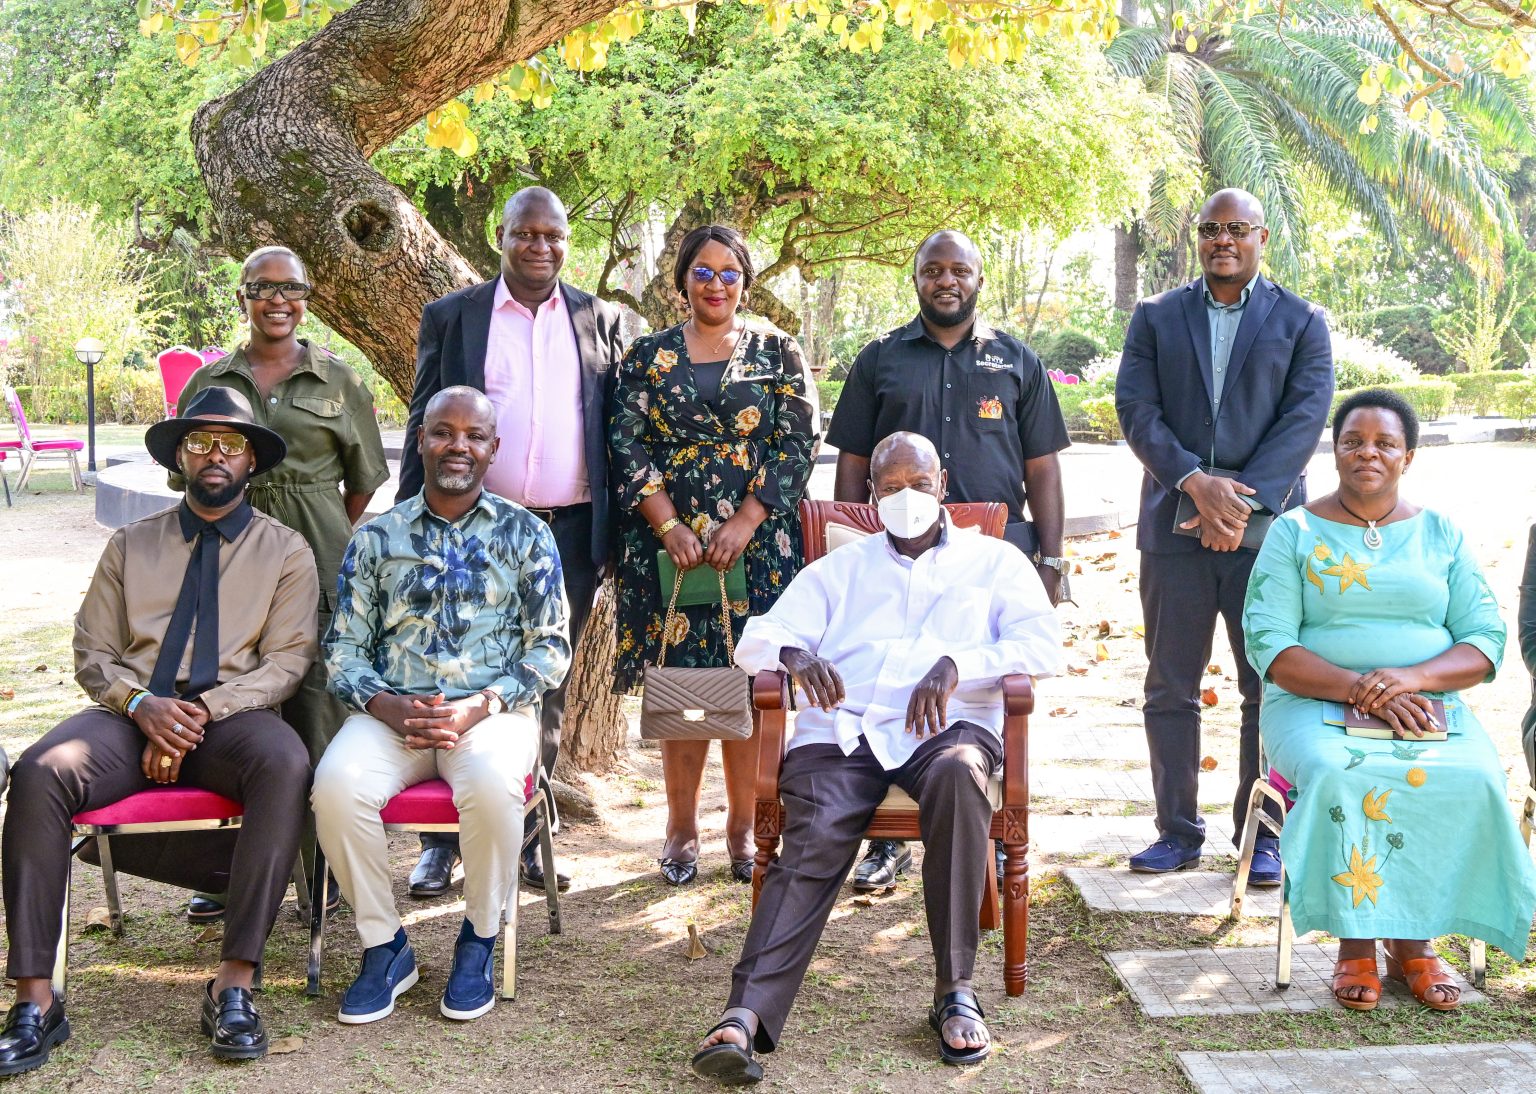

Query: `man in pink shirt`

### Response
(398, 187, 626, 894)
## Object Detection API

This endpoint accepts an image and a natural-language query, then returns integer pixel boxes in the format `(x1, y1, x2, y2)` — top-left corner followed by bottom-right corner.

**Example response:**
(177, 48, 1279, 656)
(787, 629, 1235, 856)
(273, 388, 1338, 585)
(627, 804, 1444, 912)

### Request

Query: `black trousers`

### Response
(424, 502, 599, 853)
(1139, 548, 1268, 848)
(728, 724, 1001, 1053)
(2, 707, 310, 977)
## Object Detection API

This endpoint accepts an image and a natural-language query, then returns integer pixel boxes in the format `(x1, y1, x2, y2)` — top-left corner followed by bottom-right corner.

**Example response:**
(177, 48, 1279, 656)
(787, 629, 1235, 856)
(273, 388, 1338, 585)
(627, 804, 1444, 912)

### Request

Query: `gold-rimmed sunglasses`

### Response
(180, 431, 249, 456)
(1195, 221, 1265, 240)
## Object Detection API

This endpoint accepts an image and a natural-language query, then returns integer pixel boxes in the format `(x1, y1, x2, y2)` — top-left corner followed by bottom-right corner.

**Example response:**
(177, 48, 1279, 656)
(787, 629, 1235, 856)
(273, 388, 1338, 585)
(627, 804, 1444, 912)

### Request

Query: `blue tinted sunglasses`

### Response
(690, 265, 743, 287)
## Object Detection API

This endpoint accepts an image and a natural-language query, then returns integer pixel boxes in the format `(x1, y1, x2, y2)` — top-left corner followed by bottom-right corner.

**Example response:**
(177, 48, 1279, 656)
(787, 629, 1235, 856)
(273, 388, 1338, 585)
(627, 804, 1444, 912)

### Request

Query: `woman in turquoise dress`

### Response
(1242, 388, 1536, 1012)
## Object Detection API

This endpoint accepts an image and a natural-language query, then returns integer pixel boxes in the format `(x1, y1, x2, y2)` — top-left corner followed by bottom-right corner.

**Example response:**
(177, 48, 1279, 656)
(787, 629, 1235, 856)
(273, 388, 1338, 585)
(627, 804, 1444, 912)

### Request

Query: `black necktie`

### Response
(148, 520, 224, 700)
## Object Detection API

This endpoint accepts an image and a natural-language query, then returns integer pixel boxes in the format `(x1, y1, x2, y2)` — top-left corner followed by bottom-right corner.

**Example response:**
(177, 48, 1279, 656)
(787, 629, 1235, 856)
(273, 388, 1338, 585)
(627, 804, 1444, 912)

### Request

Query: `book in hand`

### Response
(1342, 698, 1448, 740)
(1171, 467, 1273, 550)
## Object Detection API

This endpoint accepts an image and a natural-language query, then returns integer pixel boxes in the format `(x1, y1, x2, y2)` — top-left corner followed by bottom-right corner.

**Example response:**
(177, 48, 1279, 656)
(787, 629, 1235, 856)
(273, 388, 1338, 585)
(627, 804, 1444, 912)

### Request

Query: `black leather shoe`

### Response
(408, 846, 461, 898)
(187, 894, 227, 922)
(852, 839, 912, 893)
(0, 995, 69, 1077)
(200, 981, 267, 1060)
(994, 838, 1008, 885)
(519, 842, 571, 892)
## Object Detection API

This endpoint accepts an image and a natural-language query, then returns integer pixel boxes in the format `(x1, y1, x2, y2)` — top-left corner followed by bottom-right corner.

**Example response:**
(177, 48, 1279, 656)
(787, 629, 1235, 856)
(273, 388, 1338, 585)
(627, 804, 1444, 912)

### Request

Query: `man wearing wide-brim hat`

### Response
(0, 387, 319, 1075)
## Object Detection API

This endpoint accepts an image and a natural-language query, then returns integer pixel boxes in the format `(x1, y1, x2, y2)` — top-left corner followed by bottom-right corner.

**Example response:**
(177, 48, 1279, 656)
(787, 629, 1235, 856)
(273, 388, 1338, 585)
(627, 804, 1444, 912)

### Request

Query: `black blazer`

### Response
(1518, 524, 1536, 783)
(1115, 275, 1334, 553)
(398, 279, 626, 567)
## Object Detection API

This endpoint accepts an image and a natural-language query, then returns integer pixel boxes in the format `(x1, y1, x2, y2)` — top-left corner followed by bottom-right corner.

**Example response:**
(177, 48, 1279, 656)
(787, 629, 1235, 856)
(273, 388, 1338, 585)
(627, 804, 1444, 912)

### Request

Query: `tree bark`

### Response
(555, 580, 628, 778)
(1113, 223, 1140, 313)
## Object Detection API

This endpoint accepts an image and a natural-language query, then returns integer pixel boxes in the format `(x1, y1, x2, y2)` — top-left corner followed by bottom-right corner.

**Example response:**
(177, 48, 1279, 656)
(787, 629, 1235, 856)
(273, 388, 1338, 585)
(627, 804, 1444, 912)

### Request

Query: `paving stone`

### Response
(1031, 814, 1238, 858)
(1064, 865, 1279, 917)
(1032, 763, 1238, 805)
(1108, 943, 1485, 1017)
(1031, 726, 1148, 761)
(1178, 1041, 1535, 1093)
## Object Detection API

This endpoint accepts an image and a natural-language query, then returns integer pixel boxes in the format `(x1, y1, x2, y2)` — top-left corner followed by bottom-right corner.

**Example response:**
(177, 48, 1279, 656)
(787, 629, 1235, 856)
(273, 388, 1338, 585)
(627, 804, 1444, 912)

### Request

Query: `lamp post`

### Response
(73, 337, 105, 473)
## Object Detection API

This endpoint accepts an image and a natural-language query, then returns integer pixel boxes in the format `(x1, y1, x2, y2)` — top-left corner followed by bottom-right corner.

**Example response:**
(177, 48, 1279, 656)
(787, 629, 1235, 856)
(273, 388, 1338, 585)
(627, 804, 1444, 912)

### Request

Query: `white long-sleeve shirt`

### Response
(735, 520, 1062, 770)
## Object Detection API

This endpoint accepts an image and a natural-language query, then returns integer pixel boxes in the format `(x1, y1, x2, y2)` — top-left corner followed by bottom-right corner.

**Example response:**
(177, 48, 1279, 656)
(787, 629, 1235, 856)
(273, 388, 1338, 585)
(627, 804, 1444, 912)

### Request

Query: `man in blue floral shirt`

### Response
(313, 386, 570, 1025)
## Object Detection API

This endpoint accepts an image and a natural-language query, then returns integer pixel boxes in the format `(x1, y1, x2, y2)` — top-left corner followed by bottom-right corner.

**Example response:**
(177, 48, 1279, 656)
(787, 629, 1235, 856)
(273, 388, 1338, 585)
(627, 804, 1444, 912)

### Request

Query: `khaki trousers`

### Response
(311, 709, 539, 948)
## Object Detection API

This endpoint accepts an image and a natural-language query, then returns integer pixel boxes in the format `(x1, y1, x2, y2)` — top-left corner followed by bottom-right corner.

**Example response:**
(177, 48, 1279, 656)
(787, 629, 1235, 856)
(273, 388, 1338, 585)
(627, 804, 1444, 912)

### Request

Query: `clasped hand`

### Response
(133, 695, 208, 784)
(1348, 668, 1439, 738)
(661, 512, 757, 573)
(1180, 472, 1255, 552)
(781, 649, 958, 738)
(366, 691, 491, 750)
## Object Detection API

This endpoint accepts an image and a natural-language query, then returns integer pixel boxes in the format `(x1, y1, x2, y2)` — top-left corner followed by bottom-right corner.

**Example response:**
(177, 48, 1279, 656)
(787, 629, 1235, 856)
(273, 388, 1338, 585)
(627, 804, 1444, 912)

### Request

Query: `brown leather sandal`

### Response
(1330, 956, 1381, 1011)
(1383, 949, 1461, 1011)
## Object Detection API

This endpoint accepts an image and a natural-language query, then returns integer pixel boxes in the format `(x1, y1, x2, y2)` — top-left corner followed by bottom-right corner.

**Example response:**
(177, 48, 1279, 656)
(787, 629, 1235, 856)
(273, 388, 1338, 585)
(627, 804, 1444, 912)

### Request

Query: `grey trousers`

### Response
(728, 723, 1001, 1053)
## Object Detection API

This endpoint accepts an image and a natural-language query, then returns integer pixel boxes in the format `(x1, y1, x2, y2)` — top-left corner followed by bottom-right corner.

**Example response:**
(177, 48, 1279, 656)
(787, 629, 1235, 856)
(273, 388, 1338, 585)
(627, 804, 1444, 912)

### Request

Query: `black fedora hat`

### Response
(145, 386, 287, 474)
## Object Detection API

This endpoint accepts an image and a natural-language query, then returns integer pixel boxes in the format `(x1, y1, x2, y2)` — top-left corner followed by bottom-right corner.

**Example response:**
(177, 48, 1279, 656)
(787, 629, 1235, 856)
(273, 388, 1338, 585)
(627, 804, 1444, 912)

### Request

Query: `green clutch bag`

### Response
(655, 551, 747, 607)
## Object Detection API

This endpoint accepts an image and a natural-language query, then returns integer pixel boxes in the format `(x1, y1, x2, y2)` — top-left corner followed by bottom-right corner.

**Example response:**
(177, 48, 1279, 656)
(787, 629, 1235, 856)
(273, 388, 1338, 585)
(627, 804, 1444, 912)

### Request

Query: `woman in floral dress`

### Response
(1243, 389, 1536, 1012)
(609, 225, 818, 886)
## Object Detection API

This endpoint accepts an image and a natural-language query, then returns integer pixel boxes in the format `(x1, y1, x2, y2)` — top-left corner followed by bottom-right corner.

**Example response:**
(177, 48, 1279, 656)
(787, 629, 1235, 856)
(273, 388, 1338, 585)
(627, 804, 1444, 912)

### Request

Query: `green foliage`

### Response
(1447, 369, 1527, 415)
(1494, 377, 1536, 421)
(1330, 380, 1455, 424)
(1081, 394, 1123, 442)
(104, 366, 168, 424)
(1035, 329, 1104, 378)
(1055, 374, 1115, 435)
(1360, 304, 1456, 374)
(1434, 280, 1519, 372)
(815, 380, 844, 416)
(1328, 330, 1415, 391)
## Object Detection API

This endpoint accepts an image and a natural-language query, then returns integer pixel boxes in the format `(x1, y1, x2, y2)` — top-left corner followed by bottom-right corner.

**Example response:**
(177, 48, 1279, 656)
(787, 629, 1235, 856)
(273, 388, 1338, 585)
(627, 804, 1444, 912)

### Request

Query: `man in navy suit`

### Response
(398, 187, 626, 895)
(1115, 188, 1333, 879)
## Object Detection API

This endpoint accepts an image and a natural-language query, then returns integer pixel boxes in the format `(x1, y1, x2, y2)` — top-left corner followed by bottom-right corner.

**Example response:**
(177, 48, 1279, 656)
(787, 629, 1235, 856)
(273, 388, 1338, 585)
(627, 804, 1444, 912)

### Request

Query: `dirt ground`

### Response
(1, 443, 1534, 1092)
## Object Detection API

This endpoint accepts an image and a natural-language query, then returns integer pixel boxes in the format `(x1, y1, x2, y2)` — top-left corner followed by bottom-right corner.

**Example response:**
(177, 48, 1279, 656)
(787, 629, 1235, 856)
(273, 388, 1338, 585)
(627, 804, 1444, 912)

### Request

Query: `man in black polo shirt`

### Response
(827, 229, 1070, 891)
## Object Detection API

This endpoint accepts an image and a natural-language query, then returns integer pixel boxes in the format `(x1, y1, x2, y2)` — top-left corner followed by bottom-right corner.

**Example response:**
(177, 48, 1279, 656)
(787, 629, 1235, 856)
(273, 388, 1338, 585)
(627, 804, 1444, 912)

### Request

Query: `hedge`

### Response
(1330, 381, 1456, 425)
(815, 379, 844, 416)
(1446, 370, 1526, 415)
(1495, 378, 1536, 422)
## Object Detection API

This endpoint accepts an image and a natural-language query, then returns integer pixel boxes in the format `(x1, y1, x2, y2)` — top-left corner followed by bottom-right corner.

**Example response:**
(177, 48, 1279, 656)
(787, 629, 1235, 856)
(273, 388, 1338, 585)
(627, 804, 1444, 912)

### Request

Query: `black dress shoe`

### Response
(409, 846, 461, 898)
(0, 995, 69, 1077)
(519, 842, 571, 892)
(199, 981, 267, 1060)
(852, 839, 912, 893)
(187, 894, 227, 922)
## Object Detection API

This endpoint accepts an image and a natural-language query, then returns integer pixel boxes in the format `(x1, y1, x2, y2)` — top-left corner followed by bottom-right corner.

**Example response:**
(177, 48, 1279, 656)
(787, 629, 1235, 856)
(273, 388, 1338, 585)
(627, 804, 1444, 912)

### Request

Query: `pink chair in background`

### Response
(0, 447, 12, 507)
(2, 385, 83, 492)
(156, 346, 207, 418)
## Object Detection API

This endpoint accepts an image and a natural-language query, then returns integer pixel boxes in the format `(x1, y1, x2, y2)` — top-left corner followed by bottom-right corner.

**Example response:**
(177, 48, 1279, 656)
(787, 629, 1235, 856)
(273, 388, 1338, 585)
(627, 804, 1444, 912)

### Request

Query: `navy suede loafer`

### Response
(440, 922, 496, 1021)
(1249, 839, 1283, 888)
(1128, 838, 1202, 873)
(338, 934, 418, 1025)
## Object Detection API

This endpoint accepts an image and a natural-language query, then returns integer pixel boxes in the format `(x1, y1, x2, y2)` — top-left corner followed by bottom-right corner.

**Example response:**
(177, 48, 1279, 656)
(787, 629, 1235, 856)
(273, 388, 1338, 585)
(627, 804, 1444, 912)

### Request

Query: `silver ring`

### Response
(172, 725, 184, 736)
(1374, 682, 1387, 691)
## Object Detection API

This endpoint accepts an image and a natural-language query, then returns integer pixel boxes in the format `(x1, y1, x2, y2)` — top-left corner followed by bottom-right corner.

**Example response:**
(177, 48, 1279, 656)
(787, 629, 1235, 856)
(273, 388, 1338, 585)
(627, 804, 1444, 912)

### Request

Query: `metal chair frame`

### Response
(55, 806, 310, 999)
(304, 781, 561, 1001)
(1233, 777, 1536, 992)
(3, 386, 83, 493)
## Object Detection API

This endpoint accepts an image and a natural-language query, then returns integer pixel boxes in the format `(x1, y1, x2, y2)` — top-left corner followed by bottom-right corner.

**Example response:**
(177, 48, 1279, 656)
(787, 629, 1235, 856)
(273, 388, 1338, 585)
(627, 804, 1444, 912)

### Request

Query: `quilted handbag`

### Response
(640, 566, 752, 741)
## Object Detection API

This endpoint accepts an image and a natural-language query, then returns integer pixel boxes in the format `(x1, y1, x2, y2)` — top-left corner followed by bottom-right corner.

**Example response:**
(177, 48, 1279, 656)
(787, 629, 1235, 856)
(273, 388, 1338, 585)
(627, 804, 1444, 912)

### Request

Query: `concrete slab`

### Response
(1064, 865, 1278, 917)
(1108, 943, 1484, 1017)
(1031, 814, 1237, 858)
(1178, 1041, 1536, 1094)
(1033, 765, 1239, 806)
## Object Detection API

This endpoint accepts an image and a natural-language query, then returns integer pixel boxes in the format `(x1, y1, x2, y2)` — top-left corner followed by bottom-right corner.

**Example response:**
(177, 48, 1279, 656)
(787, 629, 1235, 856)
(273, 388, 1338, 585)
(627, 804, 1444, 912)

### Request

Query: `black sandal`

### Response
(659, 857, 697, 886)
(690, 1016, 763, 1085)
(928, 991, 991, 1066)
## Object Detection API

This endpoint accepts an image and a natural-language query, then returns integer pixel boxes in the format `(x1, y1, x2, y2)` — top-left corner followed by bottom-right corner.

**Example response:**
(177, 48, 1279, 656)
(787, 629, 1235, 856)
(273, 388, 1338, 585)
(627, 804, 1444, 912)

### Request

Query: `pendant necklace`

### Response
(687, 319, 740, 359)
(1335, 496, 1397, 550)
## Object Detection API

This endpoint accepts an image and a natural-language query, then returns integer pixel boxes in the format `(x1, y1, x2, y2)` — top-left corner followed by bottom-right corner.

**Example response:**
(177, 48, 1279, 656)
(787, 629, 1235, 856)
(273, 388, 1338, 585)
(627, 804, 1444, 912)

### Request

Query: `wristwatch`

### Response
(480, 689, 506, 716)
(654, 517, 682, 539)
(1031, 552, 1076, 607)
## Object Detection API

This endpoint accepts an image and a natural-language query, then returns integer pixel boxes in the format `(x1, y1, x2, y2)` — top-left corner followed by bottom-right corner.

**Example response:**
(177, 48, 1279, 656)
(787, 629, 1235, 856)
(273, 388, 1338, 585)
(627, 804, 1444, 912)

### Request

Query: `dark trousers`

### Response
(729, 723, 1001, 1053)
(1139, 548, 1268, 848)
(2, 706, 310, 978)
(423, 502, 599, 854)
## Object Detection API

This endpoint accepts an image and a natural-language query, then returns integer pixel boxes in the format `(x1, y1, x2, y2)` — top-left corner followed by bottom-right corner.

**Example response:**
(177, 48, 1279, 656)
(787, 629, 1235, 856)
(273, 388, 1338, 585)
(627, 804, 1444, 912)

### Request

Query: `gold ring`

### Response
(160, 755, 173, 769)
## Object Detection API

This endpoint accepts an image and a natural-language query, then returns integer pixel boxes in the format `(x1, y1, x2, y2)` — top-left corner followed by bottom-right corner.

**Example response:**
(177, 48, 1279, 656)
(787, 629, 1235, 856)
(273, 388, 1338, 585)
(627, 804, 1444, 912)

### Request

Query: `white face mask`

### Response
(876, 487, 942, 539)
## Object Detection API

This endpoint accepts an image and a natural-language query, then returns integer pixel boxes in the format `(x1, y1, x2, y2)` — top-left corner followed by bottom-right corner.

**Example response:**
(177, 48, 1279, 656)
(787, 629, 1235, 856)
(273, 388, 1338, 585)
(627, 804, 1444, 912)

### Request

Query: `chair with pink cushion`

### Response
(305, 776, 561, 1001)
(54, 786, 311, 997)
(0, 446, 12, 506)
(2, 386, 84, 492)
(156, 346, 207, 418)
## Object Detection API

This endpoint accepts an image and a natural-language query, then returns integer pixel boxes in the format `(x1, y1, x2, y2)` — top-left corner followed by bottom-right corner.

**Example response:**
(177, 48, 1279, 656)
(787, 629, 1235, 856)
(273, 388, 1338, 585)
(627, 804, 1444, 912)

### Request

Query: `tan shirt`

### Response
(73, 503, 320, 719)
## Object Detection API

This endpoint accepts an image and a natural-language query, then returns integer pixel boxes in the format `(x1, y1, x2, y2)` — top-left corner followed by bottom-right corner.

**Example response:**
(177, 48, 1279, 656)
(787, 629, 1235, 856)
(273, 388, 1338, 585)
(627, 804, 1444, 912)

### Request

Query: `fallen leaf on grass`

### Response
(1067, 665, 1090, 677)
(686, 922, 709, 960)
(1107, 529, 1123, 539)
(194, 926, 222, 944)
(1062, 638, 1074, 647)
(1130, 624, 1145, 637)
(1117, 698, 1139, 708)
(1206, 663, 1222, 674)
(84, 907, 112, 931)
(1048, 706, 1077, 717)
(1200, 756, 1218, 772)
(269, 1036, 304, 1055)
(1072, 563, 1084, 575)
(0, 688, 13, 701)
(33, 664, 46, 673)
(1094, 642, 1109, 662)
(1096, 620, 1113, 637)
(1200, 688, 1219, 706)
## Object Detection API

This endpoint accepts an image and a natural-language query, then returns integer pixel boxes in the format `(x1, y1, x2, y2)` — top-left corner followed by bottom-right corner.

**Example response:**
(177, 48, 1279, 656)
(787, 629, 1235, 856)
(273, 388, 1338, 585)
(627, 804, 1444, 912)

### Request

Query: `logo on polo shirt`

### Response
(977, 396, 1003, 420)
(976, 354, 1011, 371)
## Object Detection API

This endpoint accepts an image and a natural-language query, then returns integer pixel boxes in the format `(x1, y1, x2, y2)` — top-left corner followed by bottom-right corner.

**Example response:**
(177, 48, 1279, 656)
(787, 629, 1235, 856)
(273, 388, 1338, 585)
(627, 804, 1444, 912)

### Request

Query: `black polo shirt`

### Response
(827, 316, 1070, 521)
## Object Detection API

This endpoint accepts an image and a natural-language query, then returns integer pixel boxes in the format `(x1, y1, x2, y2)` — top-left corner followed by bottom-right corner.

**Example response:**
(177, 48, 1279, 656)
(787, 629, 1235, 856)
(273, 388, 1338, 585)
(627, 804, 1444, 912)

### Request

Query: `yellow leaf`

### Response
(175, 33, 201, 65)
(1358, 113, 1379, 135)
(139, 12, 164, 34)
(1355, 80, 1381, 106)
(1185, 34, 1198, 52)
(1094, 642, 1109, 662)
(473, 82, 495, 104)
(1406, 97, 1428, 122)
(532, 87, 554, 110)
(830, 13, 847, 35)
(1447, 52, 1466, 75)
(453, 127, 479, 159)
(1031, 12, 1050, 36)
(912, 9, 934, 39)
(1427, 108, 1447, 139)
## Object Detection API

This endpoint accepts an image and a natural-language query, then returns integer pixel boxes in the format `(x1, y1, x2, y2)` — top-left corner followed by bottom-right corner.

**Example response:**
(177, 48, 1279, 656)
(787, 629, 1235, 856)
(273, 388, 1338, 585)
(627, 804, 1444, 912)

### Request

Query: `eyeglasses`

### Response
(690, 265, 743, 287)
(509, 230, 568, 245)
(243, 280, 312, 301)
(181, 431, 249, 456)
(1195, 221, 1265, 240)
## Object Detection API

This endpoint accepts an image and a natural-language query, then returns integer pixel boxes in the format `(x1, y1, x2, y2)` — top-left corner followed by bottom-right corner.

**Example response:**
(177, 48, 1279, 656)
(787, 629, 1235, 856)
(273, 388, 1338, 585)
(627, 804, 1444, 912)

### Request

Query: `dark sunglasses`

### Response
(1195, 221, 1265, 240)
(181, 431, 249, 456)
(690, 265, 743, 287)
(243, 280, 313, 301)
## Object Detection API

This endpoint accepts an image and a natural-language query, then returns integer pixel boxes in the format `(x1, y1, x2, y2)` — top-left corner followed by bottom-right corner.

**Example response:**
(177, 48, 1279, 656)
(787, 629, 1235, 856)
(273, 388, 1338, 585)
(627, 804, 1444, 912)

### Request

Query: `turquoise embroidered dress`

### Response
(324, 491, 571, 712)
(1243, 508, 1536, 956)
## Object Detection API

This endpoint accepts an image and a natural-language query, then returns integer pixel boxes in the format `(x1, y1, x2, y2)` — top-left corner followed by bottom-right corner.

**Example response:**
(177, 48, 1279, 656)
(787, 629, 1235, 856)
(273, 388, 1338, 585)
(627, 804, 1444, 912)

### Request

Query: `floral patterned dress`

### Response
(1242, 507, 1536, 956)
(609, 323, 819, 692)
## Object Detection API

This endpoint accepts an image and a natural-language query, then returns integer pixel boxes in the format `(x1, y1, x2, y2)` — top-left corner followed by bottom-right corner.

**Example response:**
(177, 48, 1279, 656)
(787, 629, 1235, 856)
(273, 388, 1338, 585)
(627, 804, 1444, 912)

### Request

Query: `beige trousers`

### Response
(312, 709, 540, 948)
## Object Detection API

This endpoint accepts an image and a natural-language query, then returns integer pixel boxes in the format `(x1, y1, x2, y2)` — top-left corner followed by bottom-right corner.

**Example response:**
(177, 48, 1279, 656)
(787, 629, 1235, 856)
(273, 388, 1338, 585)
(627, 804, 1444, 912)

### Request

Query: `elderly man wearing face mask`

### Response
(689, 432, 1061, 1083)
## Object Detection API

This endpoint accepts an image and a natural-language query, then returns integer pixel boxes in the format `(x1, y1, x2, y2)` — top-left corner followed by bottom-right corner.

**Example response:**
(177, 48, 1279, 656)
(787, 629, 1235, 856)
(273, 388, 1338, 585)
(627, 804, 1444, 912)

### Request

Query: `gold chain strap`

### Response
(657, 563, 735, 669)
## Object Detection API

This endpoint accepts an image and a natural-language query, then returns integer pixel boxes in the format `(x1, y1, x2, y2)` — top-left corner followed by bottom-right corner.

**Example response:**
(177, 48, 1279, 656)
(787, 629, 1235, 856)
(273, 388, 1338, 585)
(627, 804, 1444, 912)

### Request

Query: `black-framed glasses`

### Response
(509, 230, 568, 245)
(1195, 221, 1265, 240)
(243, 280, 312, 301)
(181, 431, 249, 456)
(690, 265, 743, 287)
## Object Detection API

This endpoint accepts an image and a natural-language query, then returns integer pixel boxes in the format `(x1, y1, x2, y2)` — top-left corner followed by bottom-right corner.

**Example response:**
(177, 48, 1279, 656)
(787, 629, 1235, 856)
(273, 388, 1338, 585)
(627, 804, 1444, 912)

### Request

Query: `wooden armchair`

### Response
(750, 499, 1036, 996)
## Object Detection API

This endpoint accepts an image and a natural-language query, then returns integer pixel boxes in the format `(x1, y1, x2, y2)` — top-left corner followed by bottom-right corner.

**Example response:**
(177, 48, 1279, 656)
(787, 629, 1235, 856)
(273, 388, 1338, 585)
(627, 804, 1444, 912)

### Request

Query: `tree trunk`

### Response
(810, 268, 841, 373)
(1113, 223, 1140, 313)
(555, 580, 627, 779)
